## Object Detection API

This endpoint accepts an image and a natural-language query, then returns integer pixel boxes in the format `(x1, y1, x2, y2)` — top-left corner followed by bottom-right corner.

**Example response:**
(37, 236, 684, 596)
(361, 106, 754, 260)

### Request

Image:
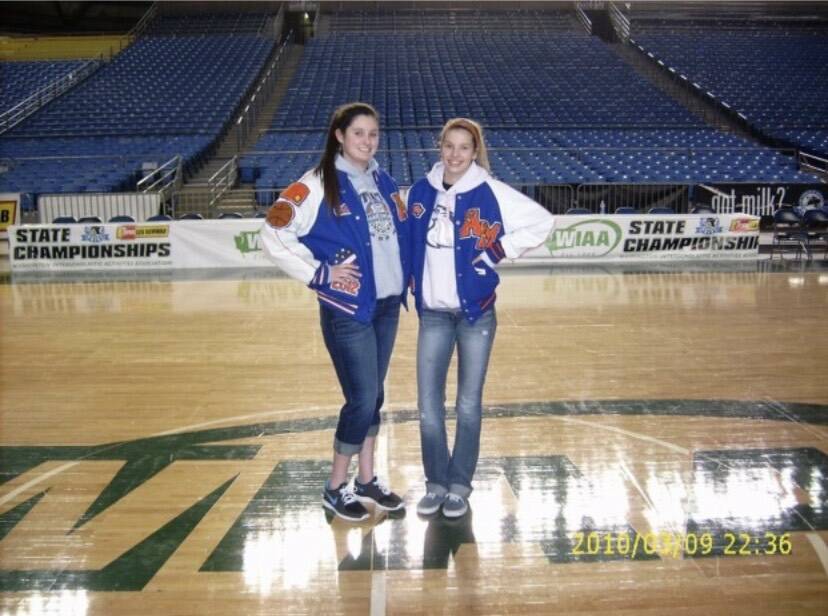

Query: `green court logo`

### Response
(1, 400, 825, 590)
(546, 219, 622, 257)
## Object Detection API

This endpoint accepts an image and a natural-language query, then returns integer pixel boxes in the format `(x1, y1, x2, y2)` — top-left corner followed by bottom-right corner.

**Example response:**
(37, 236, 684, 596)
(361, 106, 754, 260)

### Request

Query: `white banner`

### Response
(8, 220, 271, 273)
(171, 220, 271, 269)
(8, 214, 762, 273)
(522, 213, 761, 261)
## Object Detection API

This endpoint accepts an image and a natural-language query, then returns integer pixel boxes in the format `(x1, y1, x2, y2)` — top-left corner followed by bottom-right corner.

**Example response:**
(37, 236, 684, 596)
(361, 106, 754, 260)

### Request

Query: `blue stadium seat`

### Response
(0, 17, 275, 201)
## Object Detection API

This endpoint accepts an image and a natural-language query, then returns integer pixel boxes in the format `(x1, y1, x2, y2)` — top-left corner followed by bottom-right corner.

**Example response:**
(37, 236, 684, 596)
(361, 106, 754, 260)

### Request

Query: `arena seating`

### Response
(631, 21, 828, 158)
(0, 136, 212, 195)
(270, 33, 704, 130)
(0, 60, 86, 111)
(245, 15, 819, 198)
(326, 9, 576, 32)
(0, 14, 274, 207)
(8, 34, 272, 138)
(144, 13, 268, 35)
(3, 8, 822, 215)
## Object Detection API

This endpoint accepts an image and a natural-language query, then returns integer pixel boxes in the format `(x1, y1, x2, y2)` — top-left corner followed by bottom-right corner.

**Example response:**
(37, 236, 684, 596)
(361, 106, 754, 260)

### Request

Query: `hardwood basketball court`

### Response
(1, 260, 827, 614)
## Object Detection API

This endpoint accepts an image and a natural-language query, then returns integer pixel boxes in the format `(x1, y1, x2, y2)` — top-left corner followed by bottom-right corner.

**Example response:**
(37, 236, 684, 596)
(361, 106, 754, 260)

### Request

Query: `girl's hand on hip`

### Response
(330, 262, 362, 285)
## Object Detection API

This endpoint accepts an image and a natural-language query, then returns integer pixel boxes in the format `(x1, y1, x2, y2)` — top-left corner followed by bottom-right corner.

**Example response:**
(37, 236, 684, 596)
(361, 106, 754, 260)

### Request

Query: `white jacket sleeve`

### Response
(259, 173, 324, 285)
(487, 180, 555, 260)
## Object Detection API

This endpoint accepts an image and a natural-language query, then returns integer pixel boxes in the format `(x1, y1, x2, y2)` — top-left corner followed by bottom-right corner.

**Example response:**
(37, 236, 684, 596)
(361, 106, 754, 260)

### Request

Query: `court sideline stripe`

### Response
(806, 534, 828, 576)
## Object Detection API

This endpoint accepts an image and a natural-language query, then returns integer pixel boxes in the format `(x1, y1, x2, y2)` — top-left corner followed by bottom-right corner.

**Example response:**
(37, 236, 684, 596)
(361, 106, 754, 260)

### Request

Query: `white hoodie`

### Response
(421, 161, 554, 311)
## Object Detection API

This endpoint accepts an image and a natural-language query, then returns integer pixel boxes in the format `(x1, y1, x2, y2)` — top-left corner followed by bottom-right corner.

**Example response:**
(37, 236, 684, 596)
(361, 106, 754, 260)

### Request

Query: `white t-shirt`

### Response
(422, 187, 461, 310)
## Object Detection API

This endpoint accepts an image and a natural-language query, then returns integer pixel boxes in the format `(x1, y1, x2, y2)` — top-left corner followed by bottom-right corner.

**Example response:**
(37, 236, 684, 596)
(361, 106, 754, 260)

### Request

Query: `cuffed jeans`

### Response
(418, 307, 497, 498)
(320, 296, 401, 456)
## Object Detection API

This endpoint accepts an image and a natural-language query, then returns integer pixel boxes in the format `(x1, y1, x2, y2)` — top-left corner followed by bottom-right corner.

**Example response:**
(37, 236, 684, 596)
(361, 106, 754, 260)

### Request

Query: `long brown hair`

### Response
(315, 102, 379, 212)
(438, 117, 491, 172)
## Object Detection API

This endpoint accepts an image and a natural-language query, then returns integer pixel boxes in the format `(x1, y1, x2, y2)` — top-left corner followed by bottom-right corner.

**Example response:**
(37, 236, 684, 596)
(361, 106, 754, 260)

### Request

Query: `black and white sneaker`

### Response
(441, 493, 468, 518)
(353, 476, 404, 511)
(323, 482, 369, 521)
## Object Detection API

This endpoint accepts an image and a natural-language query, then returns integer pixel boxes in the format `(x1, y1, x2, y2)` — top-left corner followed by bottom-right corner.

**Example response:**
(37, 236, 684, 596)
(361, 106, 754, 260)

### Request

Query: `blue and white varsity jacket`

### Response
(407, 161, 554, 323)
(260, 166, 410, 323)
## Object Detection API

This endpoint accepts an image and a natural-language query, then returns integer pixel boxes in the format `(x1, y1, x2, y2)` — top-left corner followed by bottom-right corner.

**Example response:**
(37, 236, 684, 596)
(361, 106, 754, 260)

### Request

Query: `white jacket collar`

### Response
(426, 161, 489, 194)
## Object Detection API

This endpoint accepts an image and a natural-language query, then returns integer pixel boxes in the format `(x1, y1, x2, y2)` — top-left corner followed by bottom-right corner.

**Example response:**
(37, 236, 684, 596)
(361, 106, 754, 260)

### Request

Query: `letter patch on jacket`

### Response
(329, 248, 360, 297)
(411, 202, 425, 219)
(281, 182, 310, 206)
(391, 192, 407, 221)
(266, 201, 294, 228)
(266, 182, 311, 228)
(459, 208, 502, 250)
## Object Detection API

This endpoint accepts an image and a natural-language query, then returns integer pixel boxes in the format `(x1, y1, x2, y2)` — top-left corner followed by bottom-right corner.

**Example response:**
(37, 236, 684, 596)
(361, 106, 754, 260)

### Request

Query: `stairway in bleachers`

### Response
(177, 44, 306, 216)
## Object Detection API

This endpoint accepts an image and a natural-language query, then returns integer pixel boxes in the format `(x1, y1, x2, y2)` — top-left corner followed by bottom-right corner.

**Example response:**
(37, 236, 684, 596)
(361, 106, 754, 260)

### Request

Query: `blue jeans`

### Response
(417, 308, 497, 498)
(320, 296, 401, 456)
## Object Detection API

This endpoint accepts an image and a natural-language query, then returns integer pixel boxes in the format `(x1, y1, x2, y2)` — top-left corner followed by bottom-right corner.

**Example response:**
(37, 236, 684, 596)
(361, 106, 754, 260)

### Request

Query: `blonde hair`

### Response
(438, 117, 491, 173)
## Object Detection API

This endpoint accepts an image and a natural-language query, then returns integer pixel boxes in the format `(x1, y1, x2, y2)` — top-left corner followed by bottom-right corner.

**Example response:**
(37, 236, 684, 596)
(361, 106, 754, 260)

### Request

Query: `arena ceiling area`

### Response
(0, 1, 152, 34)
(3, 1, 828, 35)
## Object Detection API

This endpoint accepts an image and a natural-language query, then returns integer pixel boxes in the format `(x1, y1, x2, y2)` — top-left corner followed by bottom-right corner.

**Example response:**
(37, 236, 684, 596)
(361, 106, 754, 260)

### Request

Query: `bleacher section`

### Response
(245, 12, 818, 201)
(0, 136, 211, 196)
(0, 14, 275, 208)
(8, 35, 271, 137)
(326, 9, 577, 32)
(272, 33, 703, 129)
(0, 60, 86, 110)
(145, 13, 268, 35)
(631, 20, 828, 158)
(2, 7, 822, 218)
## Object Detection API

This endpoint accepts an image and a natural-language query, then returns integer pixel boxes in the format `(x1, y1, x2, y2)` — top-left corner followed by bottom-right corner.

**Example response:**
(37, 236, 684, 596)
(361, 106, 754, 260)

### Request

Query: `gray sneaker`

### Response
(417, 491, 447, 516)
(442, 493, 468, 518)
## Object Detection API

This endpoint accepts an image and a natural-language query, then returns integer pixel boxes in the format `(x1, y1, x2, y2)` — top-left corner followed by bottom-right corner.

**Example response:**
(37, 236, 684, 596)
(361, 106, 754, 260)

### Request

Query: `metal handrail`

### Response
(137, 155, 182, 195)
(208, 155, 238, 207)
(609, 1, 631, 42)
(575, 3, 593, 34)
(312, 6, 321, 33)
(0, 59, 100, 134)
(0, 4, 156, 135)
(128, 2, 158, 40)
(234, 30, 294, 152)
(799, 151, 828, 175)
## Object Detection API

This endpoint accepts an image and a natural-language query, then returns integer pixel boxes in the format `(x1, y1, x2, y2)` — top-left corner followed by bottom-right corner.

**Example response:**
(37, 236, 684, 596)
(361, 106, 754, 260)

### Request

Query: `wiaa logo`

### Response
(546, 219, 622, 257)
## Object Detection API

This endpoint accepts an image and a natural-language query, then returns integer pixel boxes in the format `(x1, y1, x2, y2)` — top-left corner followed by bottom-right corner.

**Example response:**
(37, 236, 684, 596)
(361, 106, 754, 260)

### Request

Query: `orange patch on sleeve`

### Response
(266, 200, 295, 228)
(280, 182, 311, 206)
